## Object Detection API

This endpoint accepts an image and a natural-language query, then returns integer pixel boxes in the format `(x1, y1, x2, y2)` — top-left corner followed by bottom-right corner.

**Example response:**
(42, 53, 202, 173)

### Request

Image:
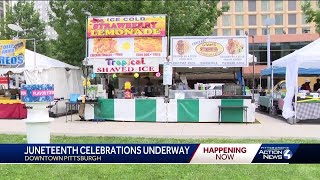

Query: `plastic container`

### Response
(24, 102, 53, 144)
(70, 94, 80, 102)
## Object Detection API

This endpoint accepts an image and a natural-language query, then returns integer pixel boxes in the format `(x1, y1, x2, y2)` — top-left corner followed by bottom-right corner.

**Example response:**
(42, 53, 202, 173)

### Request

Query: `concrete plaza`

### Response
(0, 112, 319, 139)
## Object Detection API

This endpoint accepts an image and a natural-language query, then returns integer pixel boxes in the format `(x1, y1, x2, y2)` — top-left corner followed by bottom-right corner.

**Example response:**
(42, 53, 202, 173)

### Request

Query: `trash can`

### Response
(24, 102, 54, 144)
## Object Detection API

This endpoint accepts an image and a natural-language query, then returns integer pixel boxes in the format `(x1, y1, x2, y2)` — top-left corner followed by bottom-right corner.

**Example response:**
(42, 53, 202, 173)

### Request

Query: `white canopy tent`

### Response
(272, 38, 320, 119)
(248, 53, 257, 63)
(0, 49, 83, 99)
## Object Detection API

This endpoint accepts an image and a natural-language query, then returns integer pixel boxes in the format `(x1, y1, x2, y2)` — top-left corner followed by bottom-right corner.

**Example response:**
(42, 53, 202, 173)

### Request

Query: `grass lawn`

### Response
(0, 134, 320, 180)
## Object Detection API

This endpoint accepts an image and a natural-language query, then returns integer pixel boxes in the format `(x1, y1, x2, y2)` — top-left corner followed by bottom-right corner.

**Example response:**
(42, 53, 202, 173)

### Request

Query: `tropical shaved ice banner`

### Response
(0, 39, 26, 67)
(0, 144, 319, 163)
(87, 15, 166, 38)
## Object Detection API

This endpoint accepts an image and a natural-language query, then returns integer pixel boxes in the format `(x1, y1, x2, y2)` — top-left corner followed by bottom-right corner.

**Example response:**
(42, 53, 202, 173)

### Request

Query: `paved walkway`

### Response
(0, 112, 319, 139)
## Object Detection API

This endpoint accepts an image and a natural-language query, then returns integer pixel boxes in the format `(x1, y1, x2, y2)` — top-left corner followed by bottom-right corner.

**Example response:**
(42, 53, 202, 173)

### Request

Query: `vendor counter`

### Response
(0, 99, 27, 119)
(94, 97, 255, 123)
(279, 96, 320, 121)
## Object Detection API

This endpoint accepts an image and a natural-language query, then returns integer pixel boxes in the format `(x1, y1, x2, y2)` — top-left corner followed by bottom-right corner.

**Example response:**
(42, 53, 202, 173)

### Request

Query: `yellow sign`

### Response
(0, 39, 26, 67)
(195, 42, 224, 57)
(87, 15, 166, 38)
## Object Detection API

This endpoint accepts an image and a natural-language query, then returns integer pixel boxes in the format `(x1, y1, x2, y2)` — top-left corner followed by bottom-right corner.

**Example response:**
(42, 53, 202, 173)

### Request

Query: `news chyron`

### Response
(0, 144, 319, 164)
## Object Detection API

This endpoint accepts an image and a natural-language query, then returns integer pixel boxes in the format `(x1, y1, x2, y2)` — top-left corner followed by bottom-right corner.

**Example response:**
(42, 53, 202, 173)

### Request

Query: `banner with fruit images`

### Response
(170, 36, 248, 67)
(88, 37, 167, 58)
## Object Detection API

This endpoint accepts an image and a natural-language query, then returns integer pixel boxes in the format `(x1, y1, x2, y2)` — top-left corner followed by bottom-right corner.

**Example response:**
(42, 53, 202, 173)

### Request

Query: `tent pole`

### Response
(271, 65, 274, 114)
(165, 14, 170, 102)
(259, 76, 262, 92)
(294, 74, 298, 122)
(251, 35, 255, 102)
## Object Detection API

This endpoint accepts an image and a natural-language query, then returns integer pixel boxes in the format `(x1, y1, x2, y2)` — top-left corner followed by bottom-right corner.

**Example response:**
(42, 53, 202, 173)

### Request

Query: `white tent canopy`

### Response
(273, 38, 320, 69)
(272, 38, 320, 119)
(0, 49, 79, 74)
(248, 53, 257, 63)
(0, 49, 83, 99)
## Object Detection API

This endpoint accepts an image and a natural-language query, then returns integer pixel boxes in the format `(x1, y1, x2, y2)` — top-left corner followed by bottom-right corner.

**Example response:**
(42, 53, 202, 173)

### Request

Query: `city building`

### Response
(215, 0, 319, 63)
(215, 0, 320, 88)
(0, 0, 12, 19)
(33, 1, 58, 39)
(216, 0, 317, 36)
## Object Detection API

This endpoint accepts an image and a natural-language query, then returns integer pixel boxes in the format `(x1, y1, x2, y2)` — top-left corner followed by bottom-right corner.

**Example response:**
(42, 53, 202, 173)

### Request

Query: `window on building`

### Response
(236, 29, 244, 35)
(262, 28, 268, 35)
(235, 15, 244, 26)
(288, 28, 296, 34)
(288, 14, 296, 25)
(302, 27, 311, 33)
(235, 1, 243, 12)
(223, 29, 231, 36)
(222, 0, 229, 11)
(249, 15, 256, 26)
(248, 1, 256, 12)
(275, 0, 283, 11)
(222, 15, 231, 26)
(275, 28, 283, 34)
(288, 1, 296, 11)
(261, 15, 269, 25)
(275, 14, 283, 25)
(249, 29, 257, 35)
(261, 0, 270, 12)
(212, 29, 217, 36)
(302, 14, 308, 24)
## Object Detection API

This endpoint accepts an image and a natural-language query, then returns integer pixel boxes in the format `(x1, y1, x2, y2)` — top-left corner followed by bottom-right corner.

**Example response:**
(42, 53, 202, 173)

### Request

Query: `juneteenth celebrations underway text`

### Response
(24, 145, 190, 155)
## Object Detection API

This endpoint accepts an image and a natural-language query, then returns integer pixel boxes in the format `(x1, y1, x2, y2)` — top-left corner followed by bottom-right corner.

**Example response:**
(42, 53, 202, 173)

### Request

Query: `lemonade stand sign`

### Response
(87, 15, 166, 38)
(171, 36, 248, 67)
(87, 15, 167, 59)
(88, 37, 167, 58)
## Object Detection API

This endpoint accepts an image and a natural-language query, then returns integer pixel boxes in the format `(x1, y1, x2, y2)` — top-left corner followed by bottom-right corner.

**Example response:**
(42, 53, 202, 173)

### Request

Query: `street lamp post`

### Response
(8, 24, 37, 69)
(8, 24, 23, 37)
(82, 9, 92, 96)
(245, 31, 255, 102)
(264, 18, 275, 93)
(250, 35, 255, 100)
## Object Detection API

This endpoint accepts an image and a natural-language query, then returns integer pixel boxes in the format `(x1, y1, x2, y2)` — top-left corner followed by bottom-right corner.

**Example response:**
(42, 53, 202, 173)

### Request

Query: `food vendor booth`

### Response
(163, 36, 255, 123)
(86, 15, 255, 123)
(0, 39, 27, 119)
(259, 67, 320, 115)
(0, 40, 82, 119)
(271, 38, 320, 124)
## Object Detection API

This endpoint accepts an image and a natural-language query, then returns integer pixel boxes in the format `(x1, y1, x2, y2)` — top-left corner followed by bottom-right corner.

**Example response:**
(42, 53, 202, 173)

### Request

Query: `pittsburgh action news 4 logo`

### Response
(283, 149, 293, 160)
(258, 146, 293, 160)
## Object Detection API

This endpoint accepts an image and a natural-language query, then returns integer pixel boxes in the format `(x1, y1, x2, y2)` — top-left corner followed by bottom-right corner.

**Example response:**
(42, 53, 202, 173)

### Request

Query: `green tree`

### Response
(301, 0, 320, 33)
(0, 1, 48, 54)
(49, 0, 228, 65)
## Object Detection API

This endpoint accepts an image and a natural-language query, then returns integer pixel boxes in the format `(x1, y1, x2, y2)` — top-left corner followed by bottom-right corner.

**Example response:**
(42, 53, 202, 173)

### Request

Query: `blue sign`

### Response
(20, 84, 54, 102)
(91, 73, 96, 78)
(0, 144, 197, 163)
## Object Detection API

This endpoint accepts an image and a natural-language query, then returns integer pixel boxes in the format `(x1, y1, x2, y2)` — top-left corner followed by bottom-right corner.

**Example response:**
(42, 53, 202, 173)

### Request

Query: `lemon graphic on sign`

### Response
(122, 42, 131, 51)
